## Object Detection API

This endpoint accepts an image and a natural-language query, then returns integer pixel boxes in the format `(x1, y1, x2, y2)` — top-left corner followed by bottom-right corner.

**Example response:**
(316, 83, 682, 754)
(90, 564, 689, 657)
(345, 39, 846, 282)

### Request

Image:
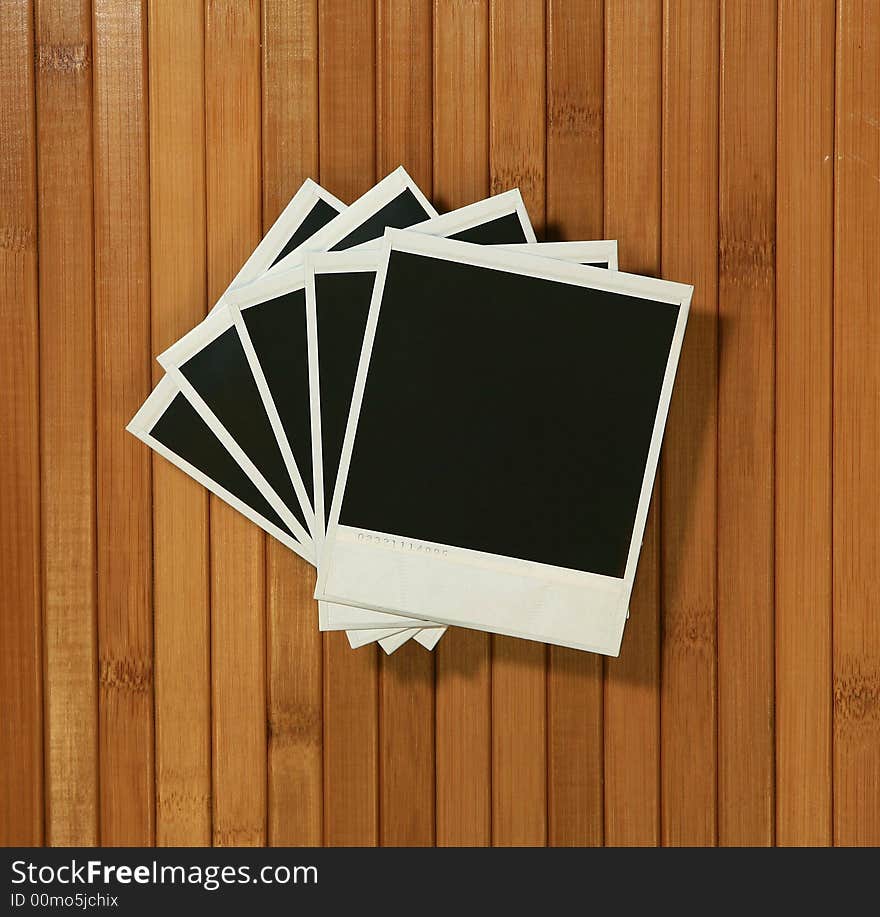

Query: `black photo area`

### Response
(240, 289, 314, 504)
(269, 197, 343, 267)
(339, 251, 680, 579)
(315, 272, 376, 520)
(179, 327, 308, 531)
(149, 393, 295, 538)
(448, 212, 529, 244)
(330, 189, 433, 250)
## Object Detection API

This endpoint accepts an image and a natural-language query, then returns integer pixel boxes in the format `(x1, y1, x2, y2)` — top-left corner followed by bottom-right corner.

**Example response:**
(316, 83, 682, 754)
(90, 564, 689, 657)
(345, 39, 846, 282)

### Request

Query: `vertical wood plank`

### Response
(35, 0, 98, 846)
(489, 0, 547, 847)
(717, 0, 776, 847)
(603, 0, 662, 847)
(775, 0, 834, 847)
(377, 0, 435, 847)
(148, 0, 211, 846)
(318, 0, 379, 846)
(833, 0, 880, 847)
(432, 0, 491, 846)
(546, 0, 603, 241)
(262, 0, 324, 847)
(545, 0, 604, 847)
(659, 0, 719, 846)
(0, 0, 43, 847)
(205, 0, 266, 847)
(93, 0, 154, 846)
(377, 0, 433, 185)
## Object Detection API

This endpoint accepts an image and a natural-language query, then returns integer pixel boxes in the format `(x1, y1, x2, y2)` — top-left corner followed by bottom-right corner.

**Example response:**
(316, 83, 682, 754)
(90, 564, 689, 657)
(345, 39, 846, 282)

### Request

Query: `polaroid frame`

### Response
(208, 178, 345, 316)
(265, 166, 437, 277)
(306, 238, 619, 635)
(156, 309, 316, 557)
(502, 239, 618, 269)
(127, 375, 313, 563)
(316, 230, 692, 656)
(348, 626, 410, 649)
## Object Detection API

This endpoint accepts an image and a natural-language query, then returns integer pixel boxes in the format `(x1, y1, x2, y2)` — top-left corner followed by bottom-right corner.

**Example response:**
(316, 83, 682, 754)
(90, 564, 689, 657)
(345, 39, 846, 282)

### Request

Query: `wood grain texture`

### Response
(93, 0, 154, 846)
(34, 0, 98, 846)
(205, 0, 266, 847)
(377, 0, 435, 847)
(545, 0, 604, 847)
(0, 0, 43, 847)
(717, 0, 777, 847)
(603, 0, 662, 848)
(5, 0, 880, 850)
(833, 0, 880, 847)
(432, 0, 491, 847)
(775, 0, 833, 847)
(148, 0, 211, 847)
(262, 0, 323, 848)
(659, 0, 719, 846)
(489, 0, 547, 847)
(318, 0, 379, 846)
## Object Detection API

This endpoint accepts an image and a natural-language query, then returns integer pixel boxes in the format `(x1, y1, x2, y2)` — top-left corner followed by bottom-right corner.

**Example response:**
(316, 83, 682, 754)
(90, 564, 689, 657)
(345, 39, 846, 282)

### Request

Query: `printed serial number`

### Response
(357, 532, 448, 556)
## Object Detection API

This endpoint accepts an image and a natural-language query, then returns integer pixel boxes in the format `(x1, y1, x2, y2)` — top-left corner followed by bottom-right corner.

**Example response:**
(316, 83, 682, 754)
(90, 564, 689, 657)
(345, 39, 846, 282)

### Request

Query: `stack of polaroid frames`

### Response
(130, 166, 692, 656)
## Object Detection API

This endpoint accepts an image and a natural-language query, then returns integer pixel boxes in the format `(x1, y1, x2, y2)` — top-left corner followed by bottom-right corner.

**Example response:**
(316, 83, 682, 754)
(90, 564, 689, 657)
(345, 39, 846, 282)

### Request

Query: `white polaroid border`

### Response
(502, 239, 618, 269)
(306, 238, 622, 637)
(316, 230, 692, 656)
(378, 628, 424, 655)
(156, 308, 316, 560)
(264, 166, 438, 277)
(127, 375, 313, 563)
(414, 628, 445, 651)
(347, 626, 408, 649)
(208, 179, 345, 316)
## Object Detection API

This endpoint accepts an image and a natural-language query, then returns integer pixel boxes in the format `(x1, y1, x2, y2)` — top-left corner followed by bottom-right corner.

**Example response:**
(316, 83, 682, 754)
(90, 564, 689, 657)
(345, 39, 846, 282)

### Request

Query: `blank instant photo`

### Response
(316, 230, 692, 656)
(307, 240, 619, 635)
(208, 178, 345, 316)
(127, 375, 312, 562)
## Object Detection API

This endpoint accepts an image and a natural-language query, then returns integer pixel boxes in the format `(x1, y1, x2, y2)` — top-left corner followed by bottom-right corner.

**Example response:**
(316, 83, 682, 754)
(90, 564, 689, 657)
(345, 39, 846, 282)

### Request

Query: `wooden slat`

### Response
(205, 0, 266, 847)
(35, 0, 98, 846)
(489, 0, 547, 847)
(432, 0, 491, 848)
(93, 0, 154, 846)
(0, 0, 43, 847)
(659, 0, 719, 846)
(833, 0, 880, 847)
(775, 0, 834, 847)
(545, 0, 604, 847)
(603, 0, 662, 847)
(377, 0, 435, 847)
(262, 0, 323, 847)
(148, 0, 211, 846)
(377, 0, 433, 186)
(717, 0, 776, 847)
(318, 0, 379, 846)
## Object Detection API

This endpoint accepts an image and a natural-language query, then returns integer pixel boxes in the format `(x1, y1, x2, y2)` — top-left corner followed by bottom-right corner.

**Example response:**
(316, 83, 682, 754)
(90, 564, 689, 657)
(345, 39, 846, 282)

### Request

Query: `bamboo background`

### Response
(1, 0, 877, 847)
